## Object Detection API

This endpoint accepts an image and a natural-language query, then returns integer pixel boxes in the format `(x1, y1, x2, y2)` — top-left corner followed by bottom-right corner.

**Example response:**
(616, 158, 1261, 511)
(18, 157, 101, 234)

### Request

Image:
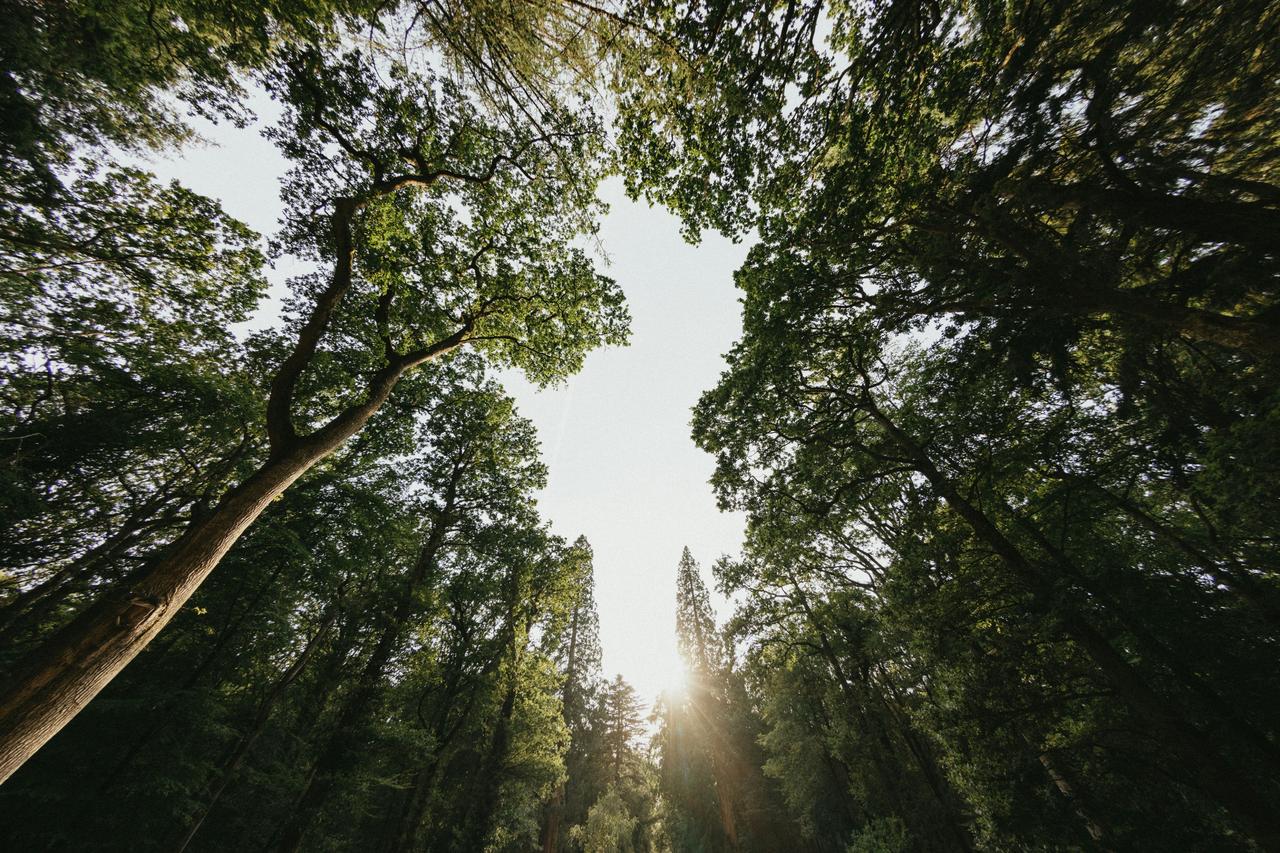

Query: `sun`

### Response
(660, 650, 691, 703)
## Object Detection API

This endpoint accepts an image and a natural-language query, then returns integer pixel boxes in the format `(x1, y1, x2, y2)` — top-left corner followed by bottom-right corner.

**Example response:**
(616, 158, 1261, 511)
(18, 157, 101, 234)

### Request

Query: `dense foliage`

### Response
(616, 0, 1280, 850)
(2, 0, 1277, 850)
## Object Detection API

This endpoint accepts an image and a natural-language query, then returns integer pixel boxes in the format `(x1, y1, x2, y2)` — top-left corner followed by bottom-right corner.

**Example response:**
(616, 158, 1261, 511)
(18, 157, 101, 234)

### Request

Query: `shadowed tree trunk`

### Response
(173, 604, 338, 852)
(860, 388, 1280, 851)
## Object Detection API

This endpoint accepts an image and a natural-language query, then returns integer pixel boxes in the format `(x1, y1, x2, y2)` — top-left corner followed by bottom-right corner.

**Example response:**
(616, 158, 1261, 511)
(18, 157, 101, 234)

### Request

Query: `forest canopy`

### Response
(1, 0, 1277, 851)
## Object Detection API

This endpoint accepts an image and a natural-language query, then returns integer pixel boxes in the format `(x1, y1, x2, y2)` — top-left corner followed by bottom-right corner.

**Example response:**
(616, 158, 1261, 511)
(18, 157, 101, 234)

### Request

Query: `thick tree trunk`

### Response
(1033, 179, 1280, 254)
(540, 783, 565, 853)
(97, 560, 289, 795)
(974, 208, 1280, 358)
(1081, 286, 1280, 359)
(0, 302, 467, 782)
(0, 447, 324, 784)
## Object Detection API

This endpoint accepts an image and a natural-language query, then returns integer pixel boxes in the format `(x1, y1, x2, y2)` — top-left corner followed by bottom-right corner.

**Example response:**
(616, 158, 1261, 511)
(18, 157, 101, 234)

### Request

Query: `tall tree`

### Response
(0, 38, 628, 780)
(542, 536, 604, 853)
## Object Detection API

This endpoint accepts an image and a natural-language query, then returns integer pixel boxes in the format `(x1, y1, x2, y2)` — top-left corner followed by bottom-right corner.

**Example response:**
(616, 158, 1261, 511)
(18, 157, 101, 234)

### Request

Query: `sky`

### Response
(142, 100, 750, 706)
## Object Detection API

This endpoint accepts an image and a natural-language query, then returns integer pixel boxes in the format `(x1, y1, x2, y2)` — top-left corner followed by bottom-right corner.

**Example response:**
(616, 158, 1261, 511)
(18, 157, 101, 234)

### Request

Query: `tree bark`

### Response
(96, 560, 288, 795)
(386, 634, 503, 853)
(540, 784, 565, 853)
(0, 319, 469, 784)
(0, 450, 316, 784)
(0, 143, 487, 783)
(1085, 481, 1280, 626)
(541, 590, 584, 853)
(1037, 750, 1110, 848)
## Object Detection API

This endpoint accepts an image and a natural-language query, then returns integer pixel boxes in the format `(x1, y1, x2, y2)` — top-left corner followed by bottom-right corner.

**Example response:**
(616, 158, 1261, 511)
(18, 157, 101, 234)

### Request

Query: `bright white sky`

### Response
(143, 98, 747, 707)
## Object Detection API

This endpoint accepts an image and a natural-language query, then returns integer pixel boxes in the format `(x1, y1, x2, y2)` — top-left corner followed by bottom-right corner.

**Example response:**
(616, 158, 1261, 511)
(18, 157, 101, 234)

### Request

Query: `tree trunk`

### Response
(173, 606, 337, 852)
(1081, 286, 1280, 359)
(541, 592, 584, 853)
(1004, 503, 1280, 776)
(97, 560, 288, 794)
(0, 446, 325, 784)
(386, 761, 440, 853)
(386, 636, 501, 853)
(540, 783, 565, 853)
(0, 300, 468, 783)
(975, 207, 1280, 358)
(789, 573, 973, 852)
(1087, 481, 1280, 626)
(1037, 750, 1110, 848)
(862, 394, 1280, 851)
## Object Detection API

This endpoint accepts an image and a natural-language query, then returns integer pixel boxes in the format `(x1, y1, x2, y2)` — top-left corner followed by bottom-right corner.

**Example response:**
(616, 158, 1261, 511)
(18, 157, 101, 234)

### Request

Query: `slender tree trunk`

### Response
(1005, 504, 1280, 775)
(686, 680, 739, 850)
(387, 760, 441, 853)
(541, 594, 583, 853)
(274, 498, 454, 853)
(0, 514, 156, 641)
(862, 393, 1280, 850)
(272, 614, 402, 852)
(173, 606, 337, 853)
(1037, 750, 1111, 848)
(789, 573, 973, 851)
(387, 638, 501, 853)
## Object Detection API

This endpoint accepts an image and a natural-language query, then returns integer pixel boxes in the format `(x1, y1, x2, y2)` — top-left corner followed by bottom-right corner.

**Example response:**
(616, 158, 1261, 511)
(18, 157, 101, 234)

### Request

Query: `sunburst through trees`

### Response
(2, 0, 1278, 850)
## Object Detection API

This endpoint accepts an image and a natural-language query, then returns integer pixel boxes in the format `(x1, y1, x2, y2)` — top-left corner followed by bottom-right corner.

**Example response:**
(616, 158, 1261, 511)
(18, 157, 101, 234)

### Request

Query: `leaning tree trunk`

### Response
(173, 605, 337, 852)
(0, 295, 470, 785)
(0, 448, 319, 784)
(0, 165, 477, 784)
(862, 393, 1280, 851)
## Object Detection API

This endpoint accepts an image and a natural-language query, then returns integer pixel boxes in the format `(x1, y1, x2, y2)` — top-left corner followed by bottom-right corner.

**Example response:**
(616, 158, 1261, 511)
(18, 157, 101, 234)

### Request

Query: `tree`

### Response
(660, 549, 804, 853)
(542, 536, 605, 853)
(0, 35, 628, 781)
(613, 1, 1280, 848)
